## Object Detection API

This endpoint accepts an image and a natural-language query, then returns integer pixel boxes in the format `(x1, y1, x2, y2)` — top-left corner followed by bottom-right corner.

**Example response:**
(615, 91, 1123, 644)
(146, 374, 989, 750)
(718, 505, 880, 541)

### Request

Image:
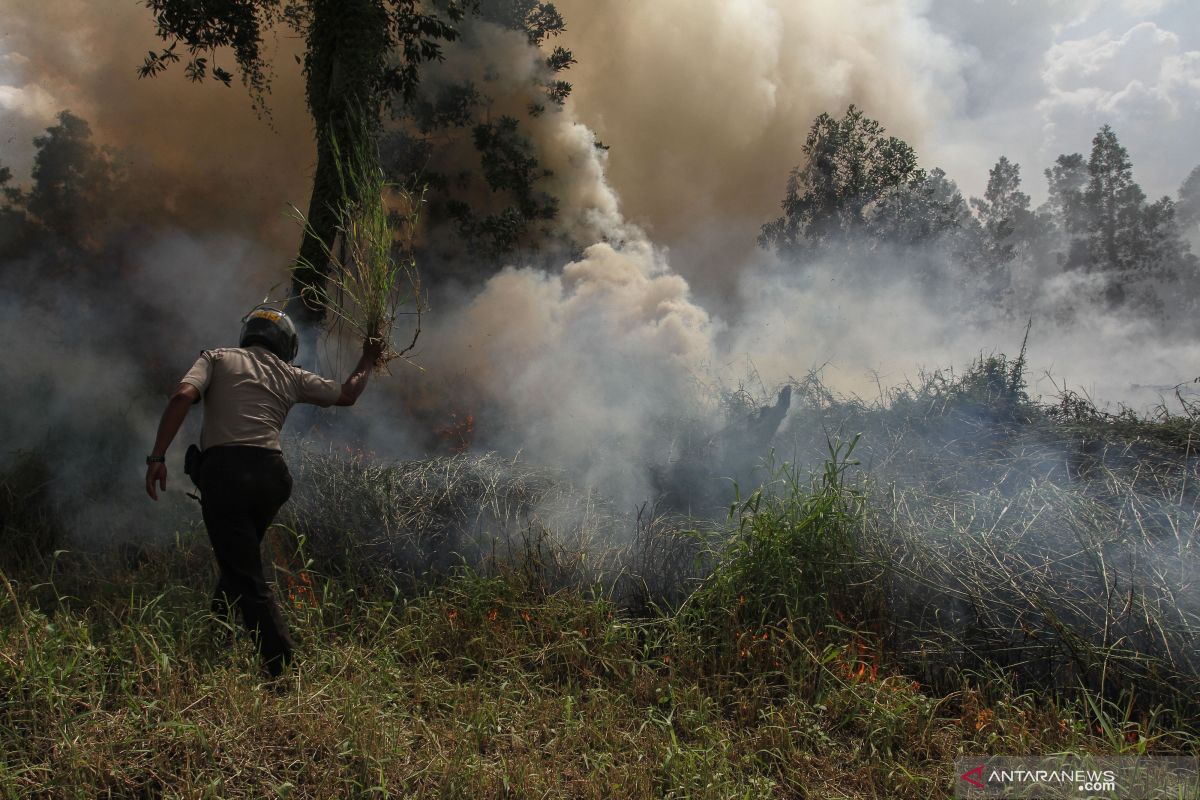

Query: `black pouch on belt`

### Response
(183, 444, 204, 487)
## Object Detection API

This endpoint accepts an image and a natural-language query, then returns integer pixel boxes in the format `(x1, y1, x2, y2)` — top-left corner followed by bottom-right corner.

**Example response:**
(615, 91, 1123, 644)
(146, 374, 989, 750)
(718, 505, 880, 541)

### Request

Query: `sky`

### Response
(922, 0, 1200, 203)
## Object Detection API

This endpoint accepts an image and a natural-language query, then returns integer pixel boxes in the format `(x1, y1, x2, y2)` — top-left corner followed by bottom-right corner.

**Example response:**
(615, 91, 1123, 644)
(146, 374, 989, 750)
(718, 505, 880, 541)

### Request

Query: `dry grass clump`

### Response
(770, 353, 1200, 722)
(282, 447, 716, 606)
(292, 125, 424, 365)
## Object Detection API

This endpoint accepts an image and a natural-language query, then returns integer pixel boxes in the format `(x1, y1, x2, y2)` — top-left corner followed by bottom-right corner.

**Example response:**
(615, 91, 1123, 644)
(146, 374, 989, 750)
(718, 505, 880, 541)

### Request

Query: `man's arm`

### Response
(334, 339, 385, 407)
(145, 382, 201, 500)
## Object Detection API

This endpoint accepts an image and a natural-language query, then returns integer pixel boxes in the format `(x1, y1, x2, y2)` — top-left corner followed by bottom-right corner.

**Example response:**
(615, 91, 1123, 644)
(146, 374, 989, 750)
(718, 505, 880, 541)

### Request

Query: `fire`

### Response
(271, 538, 316, 608)
(434, 411, 475, 454)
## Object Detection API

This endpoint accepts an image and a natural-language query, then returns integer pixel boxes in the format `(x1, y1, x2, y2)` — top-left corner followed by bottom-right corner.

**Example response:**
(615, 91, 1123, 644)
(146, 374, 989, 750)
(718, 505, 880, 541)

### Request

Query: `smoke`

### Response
(550, 0, 968, 300)
(417, 239, 716, 502)
(1, 0, 1198, 523)
(0, 0, 313, 252)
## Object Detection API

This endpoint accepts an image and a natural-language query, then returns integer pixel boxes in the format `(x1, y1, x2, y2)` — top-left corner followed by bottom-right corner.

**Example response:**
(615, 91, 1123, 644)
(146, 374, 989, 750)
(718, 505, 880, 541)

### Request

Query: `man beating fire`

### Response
(144, 305, 383, 678)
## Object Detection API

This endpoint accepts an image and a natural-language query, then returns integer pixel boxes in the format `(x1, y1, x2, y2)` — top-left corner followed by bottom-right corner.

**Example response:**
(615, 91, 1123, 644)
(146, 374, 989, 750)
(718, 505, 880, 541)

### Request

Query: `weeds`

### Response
(292, 121, 424, 365)
(4, 352, 1200, 795)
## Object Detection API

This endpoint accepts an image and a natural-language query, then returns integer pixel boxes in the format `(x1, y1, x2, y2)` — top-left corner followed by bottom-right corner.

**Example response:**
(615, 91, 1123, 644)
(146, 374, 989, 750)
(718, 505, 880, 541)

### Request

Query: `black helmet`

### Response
(239, 304, 299, 363)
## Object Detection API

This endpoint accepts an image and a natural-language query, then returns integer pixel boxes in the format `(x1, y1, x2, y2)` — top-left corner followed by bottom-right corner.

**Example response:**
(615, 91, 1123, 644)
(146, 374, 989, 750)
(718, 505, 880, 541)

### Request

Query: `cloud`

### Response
(1037, 21, 1200, 193)
(0, 81, 58, 121)
(1119, 0, 1177, 15)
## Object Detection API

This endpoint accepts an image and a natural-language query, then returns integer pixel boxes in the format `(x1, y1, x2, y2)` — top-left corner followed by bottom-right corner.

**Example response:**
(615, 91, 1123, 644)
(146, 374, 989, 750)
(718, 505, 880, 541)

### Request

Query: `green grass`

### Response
(291, 122, 424, 364)
(3, 455, 1196, 799)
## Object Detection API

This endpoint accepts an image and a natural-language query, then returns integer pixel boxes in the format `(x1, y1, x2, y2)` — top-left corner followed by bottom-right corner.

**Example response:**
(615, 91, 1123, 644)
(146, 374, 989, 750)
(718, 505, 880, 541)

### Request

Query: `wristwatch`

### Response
(146, 455, 166, 465)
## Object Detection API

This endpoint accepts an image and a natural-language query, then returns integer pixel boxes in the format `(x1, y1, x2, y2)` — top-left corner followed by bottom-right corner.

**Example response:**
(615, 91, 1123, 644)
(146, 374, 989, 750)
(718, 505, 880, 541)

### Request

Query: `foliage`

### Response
(140, 0, 577, 305)
(970, 156, 1035, 297)
(759, 105, 924, 255)
(140, 0, 467, 323)
(0, 111, 123, 260)
(1037, 126, 1198, 314)
(681, 441, 867, 658)
(140, 0, 465, 114)
(1178, 164, 1200, 230)
(388, 0, 576, 267)
(759, 107, 1199, 329)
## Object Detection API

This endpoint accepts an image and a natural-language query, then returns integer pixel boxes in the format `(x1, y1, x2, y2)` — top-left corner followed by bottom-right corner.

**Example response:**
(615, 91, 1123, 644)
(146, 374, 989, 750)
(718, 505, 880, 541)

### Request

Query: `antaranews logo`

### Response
(954, 756, 1199, 799)
(959, 764, 985, 790)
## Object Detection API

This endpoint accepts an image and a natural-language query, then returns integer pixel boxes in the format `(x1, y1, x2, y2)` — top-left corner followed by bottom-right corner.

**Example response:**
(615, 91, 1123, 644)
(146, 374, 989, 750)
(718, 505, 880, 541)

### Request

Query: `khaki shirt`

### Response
(180, 345, 341, 451)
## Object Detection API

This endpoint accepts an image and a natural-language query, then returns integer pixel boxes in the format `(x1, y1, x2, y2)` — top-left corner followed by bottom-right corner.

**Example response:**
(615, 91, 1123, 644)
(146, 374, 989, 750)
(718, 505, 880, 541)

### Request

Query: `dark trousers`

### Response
(196, 445, 295, 677)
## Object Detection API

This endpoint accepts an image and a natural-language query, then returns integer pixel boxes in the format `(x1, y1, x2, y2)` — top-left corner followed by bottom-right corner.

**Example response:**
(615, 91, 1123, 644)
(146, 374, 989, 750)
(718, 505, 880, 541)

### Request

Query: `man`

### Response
(145, 304, 383, 678)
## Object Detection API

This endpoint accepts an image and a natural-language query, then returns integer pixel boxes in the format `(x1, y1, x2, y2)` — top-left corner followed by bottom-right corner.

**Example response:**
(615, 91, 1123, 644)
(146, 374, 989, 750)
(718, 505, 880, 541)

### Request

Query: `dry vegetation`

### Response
(2, 355, 1199, 798)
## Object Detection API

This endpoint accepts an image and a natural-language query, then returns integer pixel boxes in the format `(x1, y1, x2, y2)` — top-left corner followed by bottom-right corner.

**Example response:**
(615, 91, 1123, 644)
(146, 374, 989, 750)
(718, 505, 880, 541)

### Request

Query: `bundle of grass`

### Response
(293, 123, 424, 366)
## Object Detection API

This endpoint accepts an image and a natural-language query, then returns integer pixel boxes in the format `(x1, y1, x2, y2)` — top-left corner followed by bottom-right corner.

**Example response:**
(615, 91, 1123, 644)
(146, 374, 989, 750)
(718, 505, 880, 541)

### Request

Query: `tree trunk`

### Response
(290, 0, 384, 329)
(292, 128, 341, 328)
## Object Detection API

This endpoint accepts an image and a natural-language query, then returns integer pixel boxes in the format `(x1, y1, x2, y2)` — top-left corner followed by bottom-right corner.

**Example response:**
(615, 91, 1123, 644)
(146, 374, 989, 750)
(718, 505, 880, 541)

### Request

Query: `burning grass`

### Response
(2, 353, 1200, 795)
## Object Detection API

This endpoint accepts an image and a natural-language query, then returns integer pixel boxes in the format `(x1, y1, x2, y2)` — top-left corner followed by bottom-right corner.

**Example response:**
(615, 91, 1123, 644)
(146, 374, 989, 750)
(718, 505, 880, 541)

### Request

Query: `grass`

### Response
(762, 353, 1200, 723)
(3, 422, 1198, 797)
(292, 122, 424, 365)
(3, 352, 1200, 796)
(281, 447, 718, 610)
(4, 539, 1192, 799)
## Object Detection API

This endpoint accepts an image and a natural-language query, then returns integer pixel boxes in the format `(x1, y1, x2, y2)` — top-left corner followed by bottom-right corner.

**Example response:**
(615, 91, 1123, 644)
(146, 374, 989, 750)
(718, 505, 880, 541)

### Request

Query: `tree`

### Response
(861, 167, 980, 296)
(0, 111, 123, 258)
(140, 0, 466, 324)
(1082, 125, 1146, 281)
(387, 0, 576, 268)
(0, 163, 34, 261)
(1039, 126, 1197, 313)
(1178, 164, 1200, 231)
(970, 156, 1033, 297)
(759, 105, 923, 256)
(870, 167, 974, 247)
(1039, 152, 1086, 268)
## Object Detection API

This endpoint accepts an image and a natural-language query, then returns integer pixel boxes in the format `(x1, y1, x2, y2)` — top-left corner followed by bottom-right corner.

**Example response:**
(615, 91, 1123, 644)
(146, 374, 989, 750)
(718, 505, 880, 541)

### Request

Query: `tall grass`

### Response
(677, 438, 873, 668)
(292, 123, 424, 364)
(770, 353, 1200, 725)
(2, 443, 1194, 798)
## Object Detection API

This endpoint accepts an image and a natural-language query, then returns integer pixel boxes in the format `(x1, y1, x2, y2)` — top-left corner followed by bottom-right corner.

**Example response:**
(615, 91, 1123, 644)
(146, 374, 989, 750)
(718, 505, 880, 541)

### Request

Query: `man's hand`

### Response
(145, 382, 199, 501)
(363, 336, 386, 366)
(336, 337, 387, 406)
(146, 462, 168, 500)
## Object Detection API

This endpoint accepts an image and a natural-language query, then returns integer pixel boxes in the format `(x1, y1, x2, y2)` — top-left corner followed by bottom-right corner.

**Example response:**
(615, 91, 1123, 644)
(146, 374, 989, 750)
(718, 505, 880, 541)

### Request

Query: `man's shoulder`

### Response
(202, 347, 268, 371)
(202, 347, 245, 359)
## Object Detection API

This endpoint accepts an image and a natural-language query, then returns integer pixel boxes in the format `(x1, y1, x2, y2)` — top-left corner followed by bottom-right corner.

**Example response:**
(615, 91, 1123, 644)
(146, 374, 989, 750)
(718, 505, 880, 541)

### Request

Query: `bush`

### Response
(679, 438, 874, 670)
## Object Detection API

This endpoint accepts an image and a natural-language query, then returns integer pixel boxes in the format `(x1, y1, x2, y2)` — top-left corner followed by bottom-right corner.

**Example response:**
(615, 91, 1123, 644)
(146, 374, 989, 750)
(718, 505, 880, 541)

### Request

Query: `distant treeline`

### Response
(3, 102, 1199, 333)
(759, 107, 1200, 331)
